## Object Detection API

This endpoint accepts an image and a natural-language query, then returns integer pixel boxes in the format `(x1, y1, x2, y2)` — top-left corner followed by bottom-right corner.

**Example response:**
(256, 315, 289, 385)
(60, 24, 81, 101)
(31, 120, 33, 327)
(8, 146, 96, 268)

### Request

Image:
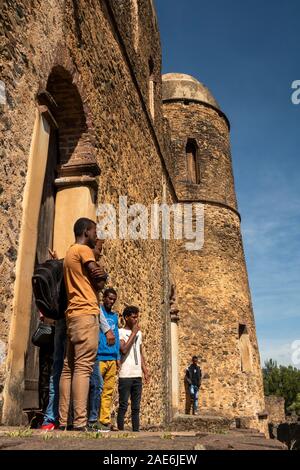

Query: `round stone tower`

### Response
(162, 73, 266, 429)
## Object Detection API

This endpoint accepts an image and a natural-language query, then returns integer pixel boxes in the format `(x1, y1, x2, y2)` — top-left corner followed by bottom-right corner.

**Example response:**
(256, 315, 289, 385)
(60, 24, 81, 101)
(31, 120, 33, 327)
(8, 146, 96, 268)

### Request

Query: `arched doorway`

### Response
(3, 67, 100, 424)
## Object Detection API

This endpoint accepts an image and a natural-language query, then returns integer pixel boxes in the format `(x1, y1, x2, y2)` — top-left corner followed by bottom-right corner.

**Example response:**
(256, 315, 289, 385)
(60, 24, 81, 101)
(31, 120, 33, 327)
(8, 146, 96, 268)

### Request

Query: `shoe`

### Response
(87, 421, 97, 428)
(58, 425, 67, 431)
(97, 422, 110, 433)
(86, 421, 110, 432)
(73, 425, 102, 432)
(110, 424, 119, 432)
(73, 426, 88, 432)
(40, 423, 57, 431)
(86, 422, 101, 432)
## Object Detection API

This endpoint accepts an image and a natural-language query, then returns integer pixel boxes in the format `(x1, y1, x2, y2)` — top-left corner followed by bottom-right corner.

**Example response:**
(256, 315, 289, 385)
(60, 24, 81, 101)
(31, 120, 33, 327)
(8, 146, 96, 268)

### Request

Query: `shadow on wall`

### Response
(269, 421, 300, 450)
(44, 66, 93, 168)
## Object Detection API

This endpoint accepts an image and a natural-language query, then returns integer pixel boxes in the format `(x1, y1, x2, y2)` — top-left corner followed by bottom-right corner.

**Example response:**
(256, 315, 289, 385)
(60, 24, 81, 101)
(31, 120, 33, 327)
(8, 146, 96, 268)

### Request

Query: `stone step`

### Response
(196, 430, 288, 450)
(169, 413, 233, 434)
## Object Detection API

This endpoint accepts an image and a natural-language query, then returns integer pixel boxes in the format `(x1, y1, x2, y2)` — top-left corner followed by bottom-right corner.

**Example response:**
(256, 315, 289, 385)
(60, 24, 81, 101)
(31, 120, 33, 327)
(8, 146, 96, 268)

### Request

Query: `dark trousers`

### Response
(117, 377, 142, 432)
(39, 345, 53, 413)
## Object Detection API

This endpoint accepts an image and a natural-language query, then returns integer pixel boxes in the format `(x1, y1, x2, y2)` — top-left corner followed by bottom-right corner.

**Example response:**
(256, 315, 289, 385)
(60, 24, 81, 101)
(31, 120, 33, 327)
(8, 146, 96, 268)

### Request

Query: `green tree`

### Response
(287, 393, 300, 415)
(263, 359, 300, 413)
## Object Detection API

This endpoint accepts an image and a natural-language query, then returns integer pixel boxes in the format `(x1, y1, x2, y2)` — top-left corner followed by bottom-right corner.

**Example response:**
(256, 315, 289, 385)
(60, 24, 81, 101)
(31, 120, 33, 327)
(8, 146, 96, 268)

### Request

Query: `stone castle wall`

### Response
(0, 0, 173, 426)
(163, 100, 265, 421)
(162, 102, 237, 208)
(0, 0, 265, 430)
(265, 396, 286, 424)
(170, 206, 265, 418)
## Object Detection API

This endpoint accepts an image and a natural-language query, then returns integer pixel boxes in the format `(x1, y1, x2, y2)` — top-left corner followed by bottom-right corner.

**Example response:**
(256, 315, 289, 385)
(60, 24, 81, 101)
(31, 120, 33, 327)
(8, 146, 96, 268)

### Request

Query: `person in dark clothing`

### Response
(36, 315, 54, 416)
(39, 342, 54, 412)
(185, 356, 202, 415)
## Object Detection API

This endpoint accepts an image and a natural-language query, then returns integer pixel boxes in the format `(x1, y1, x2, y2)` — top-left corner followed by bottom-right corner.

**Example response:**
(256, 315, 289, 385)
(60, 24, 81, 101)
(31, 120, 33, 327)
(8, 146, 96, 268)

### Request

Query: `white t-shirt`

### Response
(119, 328, 142, 378)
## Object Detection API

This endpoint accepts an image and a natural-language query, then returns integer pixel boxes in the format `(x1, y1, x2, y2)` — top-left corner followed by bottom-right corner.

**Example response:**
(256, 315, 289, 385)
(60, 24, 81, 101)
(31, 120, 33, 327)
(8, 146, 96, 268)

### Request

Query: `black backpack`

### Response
(32, 259, 67, 320)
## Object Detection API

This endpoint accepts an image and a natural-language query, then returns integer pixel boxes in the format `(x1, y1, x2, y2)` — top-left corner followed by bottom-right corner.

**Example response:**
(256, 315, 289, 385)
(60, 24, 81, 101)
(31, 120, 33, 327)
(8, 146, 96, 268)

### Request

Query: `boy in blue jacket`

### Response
(97, 288, 120, 431)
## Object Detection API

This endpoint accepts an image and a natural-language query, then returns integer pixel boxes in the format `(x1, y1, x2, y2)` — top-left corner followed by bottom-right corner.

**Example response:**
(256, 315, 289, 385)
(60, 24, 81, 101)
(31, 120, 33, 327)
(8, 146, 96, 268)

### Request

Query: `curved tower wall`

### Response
(163, 78, 265, 425)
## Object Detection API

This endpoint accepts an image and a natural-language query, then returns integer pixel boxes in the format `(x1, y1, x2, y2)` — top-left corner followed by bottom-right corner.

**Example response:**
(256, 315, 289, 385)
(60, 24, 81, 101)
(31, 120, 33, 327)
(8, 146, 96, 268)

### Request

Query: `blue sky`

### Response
(155, 0, 300, 368)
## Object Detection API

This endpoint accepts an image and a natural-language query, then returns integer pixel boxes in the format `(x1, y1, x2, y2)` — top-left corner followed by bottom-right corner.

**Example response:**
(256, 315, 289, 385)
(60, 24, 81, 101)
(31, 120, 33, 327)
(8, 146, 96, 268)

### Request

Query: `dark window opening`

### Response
(186, 139, 200, 184)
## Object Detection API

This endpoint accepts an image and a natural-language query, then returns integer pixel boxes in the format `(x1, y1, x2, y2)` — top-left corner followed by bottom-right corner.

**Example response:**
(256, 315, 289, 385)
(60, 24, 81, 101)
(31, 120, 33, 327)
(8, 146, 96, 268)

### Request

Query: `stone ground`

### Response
(0, 427, 287, 451)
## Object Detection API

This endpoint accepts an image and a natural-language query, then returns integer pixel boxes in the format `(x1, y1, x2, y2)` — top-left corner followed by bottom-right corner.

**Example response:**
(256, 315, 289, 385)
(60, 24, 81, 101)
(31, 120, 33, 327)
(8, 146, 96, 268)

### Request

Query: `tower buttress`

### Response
(163, 73, 265, 430)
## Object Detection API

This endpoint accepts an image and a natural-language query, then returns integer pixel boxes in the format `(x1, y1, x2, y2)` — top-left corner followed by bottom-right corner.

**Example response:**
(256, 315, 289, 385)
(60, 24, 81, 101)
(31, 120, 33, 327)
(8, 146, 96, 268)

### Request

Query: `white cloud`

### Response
(259, 337, 300, 368)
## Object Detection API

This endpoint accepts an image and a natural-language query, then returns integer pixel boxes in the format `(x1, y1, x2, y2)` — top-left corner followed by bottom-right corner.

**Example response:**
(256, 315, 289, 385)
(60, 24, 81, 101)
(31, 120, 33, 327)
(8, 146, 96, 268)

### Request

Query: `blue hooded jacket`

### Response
(97, 305, 120, 361)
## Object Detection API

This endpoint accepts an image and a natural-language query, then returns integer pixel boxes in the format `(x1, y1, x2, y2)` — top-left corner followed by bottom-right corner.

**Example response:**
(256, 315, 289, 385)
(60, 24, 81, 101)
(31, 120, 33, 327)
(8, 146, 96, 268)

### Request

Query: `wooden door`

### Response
(23, 129, 58, 409)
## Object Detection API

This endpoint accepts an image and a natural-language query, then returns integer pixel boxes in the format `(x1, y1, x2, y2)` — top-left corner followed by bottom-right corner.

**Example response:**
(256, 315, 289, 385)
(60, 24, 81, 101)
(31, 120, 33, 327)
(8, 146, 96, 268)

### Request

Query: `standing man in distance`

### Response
(185, 355, 202, 415)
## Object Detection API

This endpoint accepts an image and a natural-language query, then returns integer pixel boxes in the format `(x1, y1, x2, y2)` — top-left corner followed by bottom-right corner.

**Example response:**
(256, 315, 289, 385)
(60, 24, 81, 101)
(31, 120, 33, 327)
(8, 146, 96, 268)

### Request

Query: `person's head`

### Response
(73, 218, 97, 248)
(122, 305, 139, 329)
(93, 239, 104, 262)
(103, 288, 117, 311)
(192, 355, 199, 365)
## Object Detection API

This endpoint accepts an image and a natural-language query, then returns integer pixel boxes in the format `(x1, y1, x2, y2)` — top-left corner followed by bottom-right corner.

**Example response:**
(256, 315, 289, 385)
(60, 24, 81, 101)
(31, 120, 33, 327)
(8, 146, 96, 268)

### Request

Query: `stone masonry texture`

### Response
(163, 90, 265, 429)
(265, 396, 286, 424)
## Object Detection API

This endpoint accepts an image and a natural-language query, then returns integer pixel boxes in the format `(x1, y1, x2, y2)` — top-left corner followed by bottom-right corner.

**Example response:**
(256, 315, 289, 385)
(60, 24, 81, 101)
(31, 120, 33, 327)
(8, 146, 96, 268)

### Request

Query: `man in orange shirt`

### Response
(59, 218, 112, 431)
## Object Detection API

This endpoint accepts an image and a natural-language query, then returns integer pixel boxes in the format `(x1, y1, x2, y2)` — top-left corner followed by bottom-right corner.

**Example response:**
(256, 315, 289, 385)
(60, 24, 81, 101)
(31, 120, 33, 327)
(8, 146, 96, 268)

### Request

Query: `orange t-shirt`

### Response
(64, 244, 99, 318)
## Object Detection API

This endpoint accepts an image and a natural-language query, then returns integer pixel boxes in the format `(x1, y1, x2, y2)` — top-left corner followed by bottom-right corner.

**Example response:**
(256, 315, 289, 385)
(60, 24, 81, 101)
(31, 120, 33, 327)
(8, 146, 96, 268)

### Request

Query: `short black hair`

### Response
(123, 305, 139, 319)
(73, 218, 96, 237)
(103, 288, 117, 298)
(192, 355, 198, 360)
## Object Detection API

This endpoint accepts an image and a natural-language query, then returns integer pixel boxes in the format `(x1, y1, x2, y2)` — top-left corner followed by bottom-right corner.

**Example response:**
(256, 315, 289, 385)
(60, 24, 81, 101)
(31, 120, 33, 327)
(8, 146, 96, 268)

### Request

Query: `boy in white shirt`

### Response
(117, 306, 149, 432)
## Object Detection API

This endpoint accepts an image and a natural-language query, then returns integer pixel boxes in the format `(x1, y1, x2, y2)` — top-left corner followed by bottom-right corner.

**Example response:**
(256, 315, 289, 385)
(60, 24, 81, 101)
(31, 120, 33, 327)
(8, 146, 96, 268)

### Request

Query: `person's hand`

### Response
(105, 329, 115, 345)
(132, 323, 140, 335)
(116, 360, 121, 372)
(90, 267, 108, 280)
(48, 248, 58, 260)
(144, 370, 150, 384)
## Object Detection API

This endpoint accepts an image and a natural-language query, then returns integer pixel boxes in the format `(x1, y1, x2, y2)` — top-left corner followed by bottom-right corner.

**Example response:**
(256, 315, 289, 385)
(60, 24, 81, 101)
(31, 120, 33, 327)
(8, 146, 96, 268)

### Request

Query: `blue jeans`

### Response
(42, 318, 67, 425)
(189, 385, 199, 414)
(88, 360, 103, 422)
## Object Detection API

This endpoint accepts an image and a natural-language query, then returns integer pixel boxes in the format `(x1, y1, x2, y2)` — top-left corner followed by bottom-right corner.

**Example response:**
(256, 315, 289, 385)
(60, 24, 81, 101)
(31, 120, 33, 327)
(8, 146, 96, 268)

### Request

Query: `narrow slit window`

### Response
(149, 57, 155, 120)
(131, 0, 139, 51)
(186, 139, 199, 184)
(238, 324, 253, 372)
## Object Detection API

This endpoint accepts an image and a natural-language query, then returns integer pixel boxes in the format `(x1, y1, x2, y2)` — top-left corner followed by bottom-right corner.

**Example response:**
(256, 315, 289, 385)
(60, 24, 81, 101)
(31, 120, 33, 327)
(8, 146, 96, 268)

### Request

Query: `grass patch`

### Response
(6, 428, 33, 438)
(40, 431, 106, 440)
(160, 433, 174, 440)
(38, 430, 137, 440)
(42, 433, 55, 441)
(111, 432, 136, 439)
(79, 431, 107, 439)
